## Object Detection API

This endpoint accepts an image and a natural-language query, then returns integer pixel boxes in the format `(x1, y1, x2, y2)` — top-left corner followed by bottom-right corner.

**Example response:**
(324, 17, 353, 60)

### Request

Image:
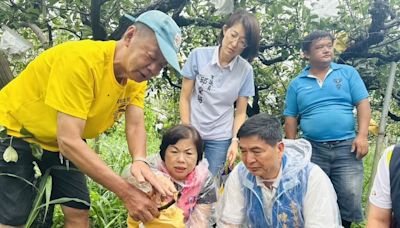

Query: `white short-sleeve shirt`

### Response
(369, 145, 395, 209)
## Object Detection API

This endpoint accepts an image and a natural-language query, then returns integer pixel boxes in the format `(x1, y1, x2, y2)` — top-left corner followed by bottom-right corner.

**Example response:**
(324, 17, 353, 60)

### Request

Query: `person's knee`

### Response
(336, 182, 362, 205)
(62, 206, 89, 228)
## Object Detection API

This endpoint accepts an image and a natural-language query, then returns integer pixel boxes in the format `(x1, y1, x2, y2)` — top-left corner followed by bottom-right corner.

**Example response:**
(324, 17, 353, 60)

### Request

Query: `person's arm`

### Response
(226, 96, 248, 167)
(303, 166, 341, 227)
(352, 98, 371, 159)
(125, 105, 176, 197)
(285, 116, 298, 139)
(366, 204, 392, 228)
(56, 112, 159, 223)
(283, 80, 299, 139)
(179, 78, 195, 124)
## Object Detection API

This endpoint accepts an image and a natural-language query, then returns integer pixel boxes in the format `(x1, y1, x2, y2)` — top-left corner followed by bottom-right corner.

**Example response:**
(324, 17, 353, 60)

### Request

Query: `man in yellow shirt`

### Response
(0, 10, 181, 227)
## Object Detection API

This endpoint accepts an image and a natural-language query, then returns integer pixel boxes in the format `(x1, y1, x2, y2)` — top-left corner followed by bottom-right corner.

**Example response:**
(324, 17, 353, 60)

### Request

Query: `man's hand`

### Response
(130, 161, 176, 198)
(354, 99, 371, 160)
(226, 140, 239, 168)
(352, 135, 369, 159)
(121, 183, 159, 223)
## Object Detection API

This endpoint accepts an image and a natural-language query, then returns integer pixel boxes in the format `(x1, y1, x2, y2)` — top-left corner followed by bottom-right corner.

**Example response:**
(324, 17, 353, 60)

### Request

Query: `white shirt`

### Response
(217, 163, 342, 228)
(255, 166, 282, 222)
(369, 145, 394, 209)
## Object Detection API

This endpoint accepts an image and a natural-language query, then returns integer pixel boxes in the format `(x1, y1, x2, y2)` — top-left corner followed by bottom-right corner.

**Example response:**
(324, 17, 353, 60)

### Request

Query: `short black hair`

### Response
(237, 113, 282, 147)
(301, 30, 335, 53)
(159, 124, 203, 165)
(219, 9, 261, 62)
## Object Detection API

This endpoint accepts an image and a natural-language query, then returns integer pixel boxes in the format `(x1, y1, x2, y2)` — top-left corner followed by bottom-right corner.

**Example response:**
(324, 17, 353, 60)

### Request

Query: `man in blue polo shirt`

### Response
(283, 30, 371, 228)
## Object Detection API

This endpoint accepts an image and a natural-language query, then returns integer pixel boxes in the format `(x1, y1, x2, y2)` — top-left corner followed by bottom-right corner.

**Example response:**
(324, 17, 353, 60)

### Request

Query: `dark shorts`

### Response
(0, 137, 90, 226)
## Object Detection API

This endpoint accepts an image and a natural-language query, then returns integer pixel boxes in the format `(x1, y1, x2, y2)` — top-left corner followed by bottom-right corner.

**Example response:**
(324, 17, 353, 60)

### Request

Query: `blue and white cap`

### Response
(125, 10, 182, 74)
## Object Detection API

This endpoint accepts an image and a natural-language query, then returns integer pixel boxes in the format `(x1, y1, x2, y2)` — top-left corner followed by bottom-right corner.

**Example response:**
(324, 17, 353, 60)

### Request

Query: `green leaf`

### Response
(43, 176, 53, 220)
(3, 146, 18, 162)
(20, 126, 34, 138)
(30, 143, 43, 160)
(25, 169, 52, 228)
(104, 213, 122, 228)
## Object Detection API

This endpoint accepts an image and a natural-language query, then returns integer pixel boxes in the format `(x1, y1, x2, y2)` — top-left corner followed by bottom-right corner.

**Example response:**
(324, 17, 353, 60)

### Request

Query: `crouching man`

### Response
(217, 113, 342, 227)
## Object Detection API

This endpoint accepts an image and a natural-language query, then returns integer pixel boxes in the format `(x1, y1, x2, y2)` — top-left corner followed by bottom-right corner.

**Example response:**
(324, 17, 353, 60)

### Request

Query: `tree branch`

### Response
(384, 17, 400, 29)
(393, 89, 400, 101)
(258, 55, 288, 66)
(370, 36, 400, 49)
(109, 0, 223, 39)
(338, 0, 394, 63)
(25, 23, 48, 48)
(258, 86, 271, 91)
(162, 69, 180, 89)
(47, 23, 53, 47)
(173, 15, 223, 28)
(91, 0, 108, 40)
(54, 27, 82, 39)
(339, 52, 400, 63)
(130, 0, 188, 16)
(388, 111, 400, 121)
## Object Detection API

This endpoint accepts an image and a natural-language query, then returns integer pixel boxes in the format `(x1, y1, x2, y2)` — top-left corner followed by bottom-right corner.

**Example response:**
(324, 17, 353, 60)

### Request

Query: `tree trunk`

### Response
(0, 50, 13, 89)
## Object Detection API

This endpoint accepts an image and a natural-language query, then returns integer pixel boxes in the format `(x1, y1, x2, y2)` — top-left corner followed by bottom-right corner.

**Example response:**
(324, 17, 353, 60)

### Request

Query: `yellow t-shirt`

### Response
(0, 40, 147, 151)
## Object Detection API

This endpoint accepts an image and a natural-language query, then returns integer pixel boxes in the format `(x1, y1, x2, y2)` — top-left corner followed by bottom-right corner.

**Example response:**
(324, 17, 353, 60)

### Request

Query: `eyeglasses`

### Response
(227, 29, 248, 49)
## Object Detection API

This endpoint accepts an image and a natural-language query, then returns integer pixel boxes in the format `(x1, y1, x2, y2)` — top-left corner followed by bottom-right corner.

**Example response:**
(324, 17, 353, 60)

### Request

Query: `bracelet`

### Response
(133, 157, 149, 166)
(231, 137, 239, 142)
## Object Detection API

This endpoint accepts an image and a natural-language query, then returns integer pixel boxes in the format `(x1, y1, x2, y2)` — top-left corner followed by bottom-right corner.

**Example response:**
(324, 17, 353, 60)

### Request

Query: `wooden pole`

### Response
(367, 62, 398, 207)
